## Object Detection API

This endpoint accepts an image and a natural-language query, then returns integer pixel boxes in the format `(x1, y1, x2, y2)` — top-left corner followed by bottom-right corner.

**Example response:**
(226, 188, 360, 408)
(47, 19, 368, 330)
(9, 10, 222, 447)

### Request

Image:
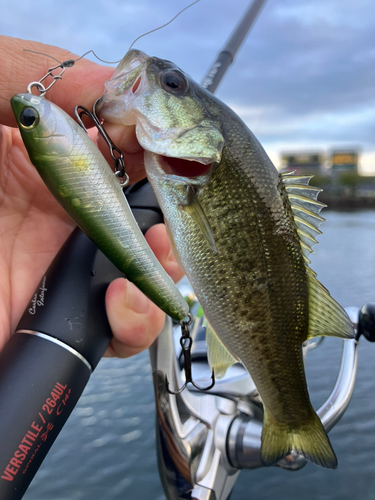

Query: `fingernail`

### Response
(124, 281, 150, 314)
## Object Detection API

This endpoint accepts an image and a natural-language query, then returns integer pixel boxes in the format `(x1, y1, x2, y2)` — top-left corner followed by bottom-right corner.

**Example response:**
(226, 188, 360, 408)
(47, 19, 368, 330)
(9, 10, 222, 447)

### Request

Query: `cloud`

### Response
(2, 0, 374, 171)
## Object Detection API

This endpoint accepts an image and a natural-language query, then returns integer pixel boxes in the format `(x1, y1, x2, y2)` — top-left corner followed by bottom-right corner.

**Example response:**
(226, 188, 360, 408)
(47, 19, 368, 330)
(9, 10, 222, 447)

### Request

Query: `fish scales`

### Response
(153, 120, 311, 423)
(98, 49, 355, 468)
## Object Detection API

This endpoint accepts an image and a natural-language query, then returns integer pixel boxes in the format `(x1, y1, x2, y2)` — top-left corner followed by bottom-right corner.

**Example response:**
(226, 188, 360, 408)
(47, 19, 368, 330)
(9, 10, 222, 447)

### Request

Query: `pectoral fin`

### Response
(182, 187, 217, 253)
(204, 318, 238, 379)
(307, 269, 355, 340)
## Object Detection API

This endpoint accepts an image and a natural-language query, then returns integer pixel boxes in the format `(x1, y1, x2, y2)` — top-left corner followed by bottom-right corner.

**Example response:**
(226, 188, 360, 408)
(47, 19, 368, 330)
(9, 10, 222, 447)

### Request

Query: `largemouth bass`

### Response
(98, 49, 355, 469)
(11, 93, 188, 321)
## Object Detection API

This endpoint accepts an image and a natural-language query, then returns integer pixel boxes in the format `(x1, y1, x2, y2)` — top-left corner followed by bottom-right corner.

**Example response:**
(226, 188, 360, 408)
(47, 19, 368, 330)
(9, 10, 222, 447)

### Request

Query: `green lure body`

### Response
(11, 93, 188, 321)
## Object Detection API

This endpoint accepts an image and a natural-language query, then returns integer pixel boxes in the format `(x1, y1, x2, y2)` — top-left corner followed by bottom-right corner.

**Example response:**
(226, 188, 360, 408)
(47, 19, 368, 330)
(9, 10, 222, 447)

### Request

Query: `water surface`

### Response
(24, 210, 375, 500)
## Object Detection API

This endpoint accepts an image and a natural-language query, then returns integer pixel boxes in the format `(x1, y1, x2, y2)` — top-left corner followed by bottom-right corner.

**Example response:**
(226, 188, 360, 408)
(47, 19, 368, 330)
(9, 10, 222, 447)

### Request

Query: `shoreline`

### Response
(318, 194, 375, 210)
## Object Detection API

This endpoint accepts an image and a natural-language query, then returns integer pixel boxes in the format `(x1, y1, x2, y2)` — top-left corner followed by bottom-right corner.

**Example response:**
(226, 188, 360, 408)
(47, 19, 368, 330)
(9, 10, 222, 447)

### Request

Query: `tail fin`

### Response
(261, 410, 337, 469)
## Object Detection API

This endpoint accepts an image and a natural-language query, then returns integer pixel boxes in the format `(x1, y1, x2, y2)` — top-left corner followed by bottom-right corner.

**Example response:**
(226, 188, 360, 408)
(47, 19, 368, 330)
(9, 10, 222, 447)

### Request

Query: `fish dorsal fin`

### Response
(182, 187, 217, 253)
(281, 172, 326, 261)
(281, 172, 355, 340)
(204, 318, 238, 379)
(307, 268, 355, 339)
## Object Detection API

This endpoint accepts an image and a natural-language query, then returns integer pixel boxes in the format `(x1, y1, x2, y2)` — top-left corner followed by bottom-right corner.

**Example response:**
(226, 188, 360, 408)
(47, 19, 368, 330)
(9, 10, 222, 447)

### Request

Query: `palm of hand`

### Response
(0, 38, 181, 359)
(0, 126, 74, 350)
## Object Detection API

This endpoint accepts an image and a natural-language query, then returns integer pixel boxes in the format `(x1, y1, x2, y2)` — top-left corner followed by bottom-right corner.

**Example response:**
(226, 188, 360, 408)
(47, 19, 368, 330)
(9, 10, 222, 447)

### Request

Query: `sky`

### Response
(2, 0, 375, 173)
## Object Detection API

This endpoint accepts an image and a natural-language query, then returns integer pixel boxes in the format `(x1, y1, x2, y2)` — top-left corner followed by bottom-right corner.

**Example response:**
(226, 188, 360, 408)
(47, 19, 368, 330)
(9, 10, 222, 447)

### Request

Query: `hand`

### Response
(0, 36, 183, 356)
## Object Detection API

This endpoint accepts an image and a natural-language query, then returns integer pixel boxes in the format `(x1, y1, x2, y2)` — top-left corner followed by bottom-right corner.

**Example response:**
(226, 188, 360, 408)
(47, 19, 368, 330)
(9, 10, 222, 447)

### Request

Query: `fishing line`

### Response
(24, 0, 200, 67)
(127, 0, 200, 51)
(23, 49, 121, 65)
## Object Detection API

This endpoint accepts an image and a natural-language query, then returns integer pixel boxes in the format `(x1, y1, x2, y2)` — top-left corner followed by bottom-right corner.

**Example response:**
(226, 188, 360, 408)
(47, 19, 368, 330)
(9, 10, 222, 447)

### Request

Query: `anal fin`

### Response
(204, 318, 237, 379)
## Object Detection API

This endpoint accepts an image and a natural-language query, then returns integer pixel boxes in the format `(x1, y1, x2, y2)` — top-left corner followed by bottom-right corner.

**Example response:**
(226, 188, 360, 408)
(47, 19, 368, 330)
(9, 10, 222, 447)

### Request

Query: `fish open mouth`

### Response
(160, 155, 212, 178)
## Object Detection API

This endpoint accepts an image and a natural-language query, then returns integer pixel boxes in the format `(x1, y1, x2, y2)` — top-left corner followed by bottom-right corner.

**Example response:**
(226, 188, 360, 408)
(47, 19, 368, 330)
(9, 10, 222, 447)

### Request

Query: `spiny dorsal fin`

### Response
(288, 193, 326, 216)
(204, 318, 238, 379)
(285, 184, 323, 200)
(281, 172, 355, 341)
(281, 172, 313, 185)
(281, 172, 326, 260)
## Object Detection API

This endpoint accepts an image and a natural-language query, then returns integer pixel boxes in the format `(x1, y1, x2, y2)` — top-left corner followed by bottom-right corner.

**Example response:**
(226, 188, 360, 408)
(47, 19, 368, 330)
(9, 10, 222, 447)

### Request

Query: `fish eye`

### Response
(19, 107, 39, 129)
(160, 70, 188, 95)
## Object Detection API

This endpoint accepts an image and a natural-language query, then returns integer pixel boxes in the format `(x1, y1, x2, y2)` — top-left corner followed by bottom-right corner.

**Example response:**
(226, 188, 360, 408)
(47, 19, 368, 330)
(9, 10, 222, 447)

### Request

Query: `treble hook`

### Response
(74, 99, 129, 187)
(166, 314, 215, 395)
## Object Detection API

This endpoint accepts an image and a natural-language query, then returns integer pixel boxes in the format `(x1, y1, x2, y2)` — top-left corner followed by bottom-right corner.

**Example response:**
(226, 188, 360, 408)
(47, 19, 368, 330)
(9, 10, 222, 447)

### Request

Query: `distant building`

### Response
(280, 152, 325, 174)
(330, 150, 359, 172)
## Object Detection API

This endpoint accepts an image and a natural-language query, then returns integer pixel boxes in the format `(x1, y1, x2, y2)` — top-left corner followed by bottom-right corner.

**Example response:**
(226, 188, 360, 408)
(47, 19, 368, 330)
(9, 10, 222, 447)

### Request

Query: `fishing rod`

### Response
(0, 1, 268, 498)
(0, 186, 164, 500)
(145, 2, 374, 497)
(201, 0, 266, 92)
(5, 1, 360, 499)
(150, 303, 375, 499)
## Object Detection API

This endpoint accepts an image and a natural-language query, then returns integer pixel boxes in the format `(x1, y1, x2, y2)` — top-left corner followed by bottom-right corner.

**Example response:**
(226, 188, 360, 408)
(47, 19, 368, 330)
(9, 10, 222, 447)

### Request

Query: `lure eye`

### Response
(19, 107, 39, 129)
(160, 70, 188, 95)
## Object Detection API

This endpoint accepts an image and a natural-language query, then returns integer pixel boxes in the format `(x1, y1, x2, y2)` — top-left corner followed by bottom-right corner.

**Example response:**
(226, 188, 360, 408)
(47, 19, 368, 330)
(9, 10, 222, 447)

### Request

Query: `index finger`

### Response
(0, 35, 114, 127)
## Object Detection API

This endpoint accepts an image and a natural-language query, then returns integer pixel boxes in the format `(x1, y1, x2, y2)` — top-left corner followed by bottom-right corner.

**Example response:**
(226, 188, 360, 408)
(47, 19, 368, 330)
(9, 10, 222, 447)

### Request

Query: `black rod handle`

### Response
(0, 181, 163, 500)
(0, 332, 92, 499)
(0, 229, 115, 499)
